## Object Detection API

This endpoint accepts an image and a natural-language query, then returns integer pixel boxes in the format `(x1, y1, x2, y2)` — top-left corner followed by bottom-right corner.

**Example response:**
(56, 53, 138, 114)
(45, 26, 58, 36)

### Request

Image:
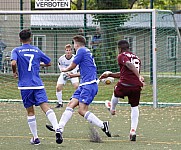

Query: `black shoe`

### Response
(55, 103, 63, 108)
(46, 124, 55, 132)
(130, 134, 136, 141)
(129, 130, 136, 141)
(102, 121, 111, 137)
(56, 129, 63, 144)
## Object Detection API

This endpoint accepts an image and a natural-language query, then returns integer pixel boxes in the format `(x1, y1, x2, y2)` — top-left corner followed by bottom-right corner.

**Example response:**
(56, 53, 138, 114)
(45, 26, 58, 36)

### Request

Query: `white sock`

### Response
(27, 115, 38, 139)
(59, 107, 74, 132)
(111, 94, 119, 111)
(84, 111, 104, 128)
(46, 109, 59, 131)
(56, 91, 63, 104)
(131, 106, 139, 132)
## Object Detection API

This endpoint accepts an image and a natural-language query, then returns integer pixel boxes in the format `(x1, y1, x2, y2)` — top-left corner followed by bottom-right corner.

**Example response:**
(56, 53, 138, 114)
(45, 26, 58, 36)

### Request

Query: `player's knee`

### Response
(56, 85, 63, 91)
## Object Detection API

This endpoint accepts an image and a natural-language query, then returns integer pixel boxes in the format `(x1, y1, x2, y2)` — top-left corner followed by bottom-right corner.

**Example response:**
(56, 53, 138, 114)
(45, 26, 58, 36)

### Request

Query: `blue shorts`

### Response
(72, 83, 98, 105)
(20, 89, 48, 108)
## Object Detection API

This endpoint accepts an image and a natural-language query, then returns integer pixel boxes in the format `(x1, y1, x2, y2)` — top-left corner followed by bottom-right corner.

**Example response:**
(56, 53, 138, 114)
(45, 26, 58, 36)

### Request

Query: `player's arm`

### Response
(67, 72, 80, 78)
(125, 61, 145, 85)
(11, 60, 18, 78)
(40, 62, 51, 67)
(61, 62, 77, 72)
(99, 72, 120, 80)
(58, 62, 62, 71)
(125, 61, 140, 78)
(109, 72, 120, 78)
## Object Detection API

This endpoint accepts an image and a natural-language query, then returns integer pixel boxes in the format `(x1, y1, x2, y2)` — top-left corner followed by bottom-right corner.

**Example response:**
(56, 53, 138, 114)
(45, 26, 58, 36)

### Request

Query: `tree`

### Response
(91, 0, 132, 72)
(71, 0, 82, 10)
(133, 0, 181, 10)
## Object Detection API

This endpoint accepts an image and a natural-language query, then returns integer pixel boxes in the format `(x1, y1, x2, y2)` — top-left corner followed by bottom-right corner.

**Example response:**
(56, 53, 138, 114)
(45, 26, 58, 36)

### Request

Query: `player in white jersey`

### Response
(55, 44, 79, 108)
(11, 29, 62, 145)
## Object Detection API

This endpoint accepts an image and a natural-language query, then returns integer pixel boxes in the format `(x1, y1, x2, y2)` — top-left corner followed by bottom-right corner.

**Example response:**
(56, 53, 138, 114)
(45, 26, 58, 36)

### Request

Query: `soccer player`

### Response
(99, 40, 145, 142)
(11, 29, 62, 145)
(55, 44, 79, 108)
(46, 35, 111, 143)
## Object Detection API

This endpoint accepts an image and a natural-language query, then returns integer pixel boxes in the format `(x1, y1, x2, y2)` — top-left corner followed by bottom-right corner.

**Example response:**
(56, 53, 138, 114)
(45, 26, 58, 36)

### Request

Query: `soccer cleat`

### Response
(55, 103, 63, 108)
(56, 129, 63, 144)
(102, 121, 111, 137)
(30, 138, 40, 145)
(105, 100, 116, 115)
(129, 129, 136, 141)
(105, 100, 111, 111)
(46, 124, 55, 132)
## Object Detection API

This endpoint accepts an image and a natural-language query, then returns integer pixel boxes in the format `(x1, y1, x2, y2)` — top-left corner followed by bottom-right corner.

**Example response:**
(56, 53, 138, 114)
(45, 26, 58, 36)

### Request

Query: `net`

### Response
(0, 10, 180, 107)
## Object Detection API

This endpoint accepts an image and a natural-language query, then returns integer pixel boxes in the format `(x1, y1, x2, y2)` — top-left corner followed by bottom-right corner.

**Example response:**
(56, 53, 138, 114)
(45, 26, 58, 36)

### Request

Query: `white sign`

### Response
(35, 0, 71, 9)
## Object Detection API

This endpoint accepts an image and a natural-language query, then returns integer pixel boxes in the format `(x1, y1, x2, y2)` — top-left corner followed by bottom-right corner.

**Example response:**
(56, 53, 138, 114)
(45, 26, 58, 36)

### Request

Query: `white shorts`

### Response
(57, 72, 79, 85)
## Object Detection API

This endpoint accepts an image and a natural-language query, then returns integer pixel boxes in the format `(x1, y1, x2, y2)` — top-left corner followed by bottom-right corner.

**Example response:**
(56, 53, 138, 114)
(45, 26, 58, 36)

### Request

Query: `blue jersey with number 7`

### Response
(11, 44, 51, 89)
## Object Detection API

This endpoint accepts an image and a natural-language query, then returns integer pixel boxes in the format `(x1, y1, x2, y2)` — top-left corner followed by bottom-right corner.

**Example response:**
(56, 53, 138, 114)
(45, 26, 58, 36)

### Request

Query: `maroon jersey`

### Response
(117, 51, 143, 87)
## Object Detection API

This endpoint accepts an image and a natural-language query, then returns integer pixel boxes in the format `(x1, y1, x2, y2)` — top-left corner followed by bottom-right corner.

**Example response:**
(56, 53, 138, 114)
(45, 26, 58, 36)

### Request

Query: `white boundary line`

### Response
(0, 99, 181, 107)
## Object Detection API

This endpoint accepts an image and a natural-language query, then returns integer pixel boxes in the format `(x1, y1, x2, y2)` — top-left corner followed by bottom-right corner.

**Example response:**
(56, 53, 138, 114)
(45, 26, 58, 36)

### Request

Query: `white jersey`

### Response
(58, 54, 79, 74)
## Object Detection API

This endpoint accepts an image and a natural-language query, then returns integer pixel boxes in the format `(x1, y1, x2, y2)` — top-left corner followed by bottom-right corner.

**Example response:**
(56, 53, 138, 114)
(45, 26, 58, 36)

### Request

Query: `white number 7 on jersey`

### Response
(24, 54, 34, 71)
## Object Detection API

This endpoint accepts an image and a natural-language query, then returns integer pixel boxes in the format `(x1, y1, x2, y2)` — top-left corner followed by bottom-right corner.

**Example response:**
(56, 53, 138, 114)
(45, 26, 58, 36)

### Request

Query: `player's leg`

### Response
(46, 87, 80, 133)
(56, 83, 64, 108)
(106, 83, 125, 115)
(128, 87, 141, 141)
(40, 102, 63, 144)
(79, 103, 111, 137)
(26, 106, 40, 145)
(129, 106, 139, 141)
(40, 103, 60, 131)
(21, 89, 40, 145)
(56, 73, 66, 108)
(71, 77, 79, 90)
(58, 98, 79, 132)
(105, 93, 119, 115)
(36, 89, 63, 144)
(58, 86, 81, 132)
(78, 83, 111, 137)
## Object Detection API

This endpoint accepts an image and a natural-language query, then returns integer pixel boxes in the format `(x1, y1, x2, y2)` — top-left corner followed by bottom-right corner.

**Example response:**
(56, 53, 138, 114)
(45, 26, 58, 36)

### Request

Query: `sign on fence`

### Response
(35, 0, 71, 9)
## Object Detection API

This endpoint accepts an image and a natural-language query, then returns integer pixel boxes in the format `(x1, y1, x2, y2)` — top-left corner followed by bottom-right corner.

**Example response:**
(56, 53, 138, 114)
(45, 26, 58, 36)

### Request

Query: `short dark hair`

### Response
(118, 40, 129, 50)
(19, 29, 31, 41)
(73, 35, 86, 46)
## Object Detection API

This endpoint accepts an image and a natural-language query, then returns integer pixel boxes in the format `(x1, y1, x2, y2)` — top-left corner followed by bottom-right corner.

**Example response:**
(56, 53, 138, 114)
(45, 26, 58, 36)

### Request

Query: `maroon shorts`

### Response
(114, 83, 142, 107)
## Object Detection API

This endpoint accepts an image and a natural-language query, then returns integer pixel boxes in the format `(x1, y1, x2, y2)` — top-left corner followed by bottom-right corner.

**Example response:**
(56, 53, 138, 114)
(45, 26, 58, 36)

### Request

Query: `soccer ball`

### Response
(101, 77, 114, 85)
(101, 71, 114, 85)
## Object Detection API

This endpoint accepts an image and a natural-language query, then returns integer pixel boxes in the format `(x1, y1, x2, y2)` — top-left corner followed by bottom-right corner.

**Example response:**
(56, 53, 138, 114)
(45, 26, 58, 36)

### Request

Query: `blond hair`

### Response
(65, 44, 72, 50)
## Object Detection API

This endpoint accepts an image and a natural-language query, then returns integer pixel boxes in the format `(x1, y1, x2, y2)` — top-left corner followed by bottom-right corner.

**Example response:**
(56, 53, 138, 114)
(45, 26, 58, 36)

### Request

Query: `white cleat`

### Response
(105, 100, 116, 115)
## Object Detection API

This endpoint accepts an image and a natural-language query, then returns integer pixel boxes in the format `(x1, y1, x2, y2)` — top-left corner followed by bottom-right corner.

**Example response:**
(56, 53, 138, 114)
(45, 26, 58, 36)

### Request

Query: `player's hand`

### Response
(13, 72, 18, 78)
(63, 72, 71, 80)
(99, 72, 109, 80)
(66, 72, 73, 78)
(139, 75, 146, 86)
(61, 68, 66, 72)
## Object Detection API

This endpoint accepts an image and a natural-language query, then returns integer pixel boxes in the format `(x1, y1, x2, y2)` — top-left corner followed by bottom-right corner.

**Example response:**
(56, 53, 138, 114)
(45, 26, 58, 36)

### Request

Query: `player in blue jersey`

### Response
(11, 29, 62, 145)
(46, 35, 111, 143)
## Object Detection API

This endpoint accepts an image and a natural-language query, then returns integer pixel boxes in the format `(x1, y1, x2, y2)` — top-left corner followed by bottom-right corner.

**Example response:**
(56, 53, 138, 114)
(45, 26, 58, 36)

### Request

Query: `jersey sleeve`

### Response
(73, 48, 84, 65)
(40, 50, 51, 64)
(11, 48, 17, 61)
(57, 56, 63, 70)
(118, 53, 130, 66)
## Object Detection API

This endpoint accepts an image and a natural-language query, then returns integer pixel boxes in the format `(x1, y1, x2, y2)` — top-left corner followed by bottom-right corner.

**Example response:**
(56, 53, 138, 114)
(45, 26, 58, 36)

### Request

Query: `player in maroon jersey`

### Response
(99, 40, 145, 142)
